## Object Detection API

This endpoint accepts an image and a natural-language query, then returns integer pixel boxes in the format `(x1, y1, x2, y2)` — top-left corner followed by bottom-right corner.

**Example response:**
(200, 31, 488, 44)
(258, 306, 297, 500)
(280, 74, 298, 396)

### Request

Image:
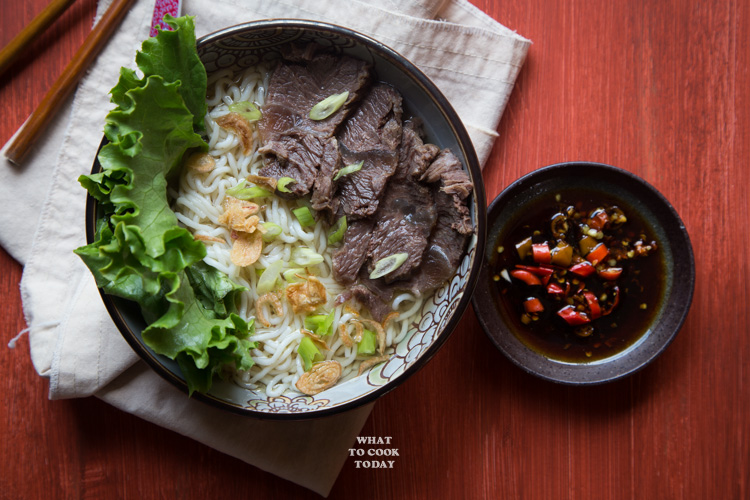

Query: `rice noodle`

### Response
(172, 65, 425, 395)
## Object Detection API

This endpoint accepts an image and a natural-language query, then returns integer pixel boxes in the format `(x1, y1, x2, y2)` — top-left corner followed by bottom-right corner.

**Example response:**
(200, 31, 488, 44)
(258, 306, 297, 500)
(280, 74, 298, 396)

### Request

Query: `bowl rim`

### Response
(85, 19, 486, 419)
(472, 161, 695, 385)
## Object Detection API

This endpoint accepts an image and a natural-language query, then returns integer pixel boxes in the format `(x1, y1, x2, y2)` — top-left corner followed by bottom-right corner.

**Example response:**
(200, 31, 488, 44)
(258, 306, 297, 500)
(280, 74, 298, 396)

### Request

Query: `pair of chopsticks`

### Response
(1, 0, 136, 165)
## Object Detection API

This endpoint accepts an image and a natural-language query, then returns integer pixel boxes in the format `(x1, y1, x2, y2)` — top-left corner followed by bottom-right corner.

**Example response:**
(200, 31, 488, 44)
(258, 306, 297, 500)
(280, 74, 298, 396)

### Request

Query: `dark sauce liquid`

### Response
(490, 189, 666, 362)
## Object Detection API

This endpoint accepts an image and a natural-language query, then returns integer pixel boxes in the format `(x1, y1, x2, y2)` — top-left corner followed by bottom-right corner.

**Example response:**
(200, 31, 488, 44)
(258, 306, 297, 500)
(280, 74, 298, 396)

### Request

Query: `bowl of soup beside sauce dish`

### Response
(82, 19, 485, 419)
(472, 162, 694, 385)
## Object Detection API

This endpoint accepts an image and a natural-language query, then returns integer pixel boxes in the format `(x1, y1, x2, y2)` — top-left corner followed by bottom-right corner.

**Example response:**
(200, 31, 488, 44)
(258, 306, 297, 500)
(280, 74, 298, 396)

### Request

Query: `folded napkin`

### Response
(2, 0, 529, 495)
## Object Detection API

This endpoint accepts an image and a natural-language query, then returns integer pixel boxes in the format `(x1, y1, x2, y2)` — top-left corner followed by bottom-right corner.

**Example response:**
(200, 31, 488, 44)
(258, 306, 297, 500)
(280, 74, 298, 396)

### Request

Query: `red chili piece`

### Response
(588, 209, 609, 230)
(523, 297, 544, 313)
(586, 243, 609, 265)
(515, 264, 555, 277)
(583, 290, 602, 319)
(569, 261, 595, 277)
(509, 269, 542, 286)
(532, 243, 552, 264)
(546, 282, 566, 296)
(557, 305, 591, 325)
(598, 267, 623, 280)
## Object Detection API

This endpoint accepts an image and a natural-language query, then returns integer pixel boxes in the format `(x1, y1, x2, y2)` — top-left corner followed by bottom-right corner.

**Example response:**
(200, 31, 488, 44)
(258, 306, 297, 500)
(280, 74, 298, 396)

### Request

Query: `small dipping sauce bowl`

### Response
(472, 162, 695, 384)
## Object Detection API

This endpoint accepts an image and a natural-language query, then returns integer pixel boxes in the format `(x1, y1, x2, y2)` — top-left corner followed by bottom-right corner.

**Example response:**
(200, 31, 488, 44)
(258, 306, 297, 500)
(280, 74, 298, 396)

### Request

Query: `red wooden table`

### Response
(2, 1, 747, 498)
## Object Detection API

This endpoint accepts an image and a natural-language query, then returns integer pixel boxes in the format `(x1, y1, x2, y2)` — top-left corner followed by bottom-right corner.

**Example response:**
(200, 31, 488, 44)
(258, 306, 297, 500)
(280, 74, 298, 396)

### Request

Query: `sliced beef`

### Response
(332, 219, 375, 284)
(420, 149, 473, 234)
(334, 145, 398, 219)
(398, 119, 440, 180)
(364, 180, 436, 282)
(330, 84, 403, 220)
(337, 146, 474, 318)
(258, 48, 371, 196)
(363, 121, 438, 283)
(403, 190, 472, 294)
(349, 190, 472, 314)
(259, 135, 334, 196)
(420, 149, 473, 200)
(261, 50, 371, 141)
(338, 83, 403, 152)
(334, 284, 392, 323)
(255, 45, 475, 322)
(398, 151, 474, 295)
(310, 138, 340, 213)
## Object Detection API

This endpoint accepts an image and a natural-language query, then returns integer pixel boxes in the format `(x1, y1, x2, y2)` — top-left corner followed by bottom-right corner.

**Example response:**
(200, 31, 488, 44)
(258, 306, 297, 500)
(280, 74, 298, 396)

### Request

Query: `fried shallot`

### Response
(216, 112, 254, 154)
(295, 360, 342, 395)
(184, 152, 216, 173)
(302, 328, 329, 350)
(193, 234, 225, 243)
(219, 196, 261, 233)
(246, 174, 277, 192)
(286, 275, 327, 314)
(357, 355, 390, 376)
(338, 319, 364, 348)
(230, 229, 263, 266)
(359, 318, 386, 355)
(256, 292, 283, 327)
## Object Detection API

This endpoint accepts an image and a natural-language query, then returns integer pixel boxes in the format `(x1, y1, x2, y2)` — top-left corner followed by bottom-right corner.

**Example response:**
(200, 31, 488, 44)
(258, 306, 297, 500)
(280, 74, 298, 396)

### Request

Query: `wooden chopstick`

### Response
(5, 0, 137, 166)
(0, 0, 78, 78)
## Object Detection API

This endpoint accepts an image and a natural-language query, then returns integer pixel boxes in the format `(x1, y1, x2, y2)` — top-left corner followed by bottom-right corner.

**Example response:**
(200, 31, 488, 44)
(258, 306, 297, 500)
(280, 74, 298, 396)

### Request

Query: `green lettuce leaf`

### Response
(74, 16, 254, 395)
(136, 15, 207, 132)
(185, 260, 246, 317)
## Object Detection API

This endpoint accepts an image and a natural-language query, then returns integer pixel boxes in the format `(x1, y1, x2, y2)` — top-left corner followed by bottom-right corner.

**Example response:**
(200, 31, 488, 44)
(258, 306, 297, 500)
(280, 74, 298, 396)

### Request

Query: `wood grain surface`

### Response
(1, 0, 748, 498)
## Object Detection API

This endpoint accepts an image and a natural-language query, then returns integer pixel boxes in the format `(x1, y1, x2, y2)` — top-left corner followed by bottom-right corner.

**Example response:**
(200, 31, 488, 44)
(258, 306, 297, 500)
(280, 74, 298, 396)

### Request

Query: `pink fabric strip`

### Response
(150, 0, 182, 36)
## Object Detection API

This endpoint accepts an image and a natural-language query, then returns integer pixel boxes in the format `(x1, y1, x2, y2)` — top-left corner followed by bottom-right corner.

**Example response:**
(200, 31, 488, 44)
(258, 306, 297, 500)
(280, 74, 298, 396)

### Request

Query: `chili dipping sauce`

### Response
(490, 189, 666, 362)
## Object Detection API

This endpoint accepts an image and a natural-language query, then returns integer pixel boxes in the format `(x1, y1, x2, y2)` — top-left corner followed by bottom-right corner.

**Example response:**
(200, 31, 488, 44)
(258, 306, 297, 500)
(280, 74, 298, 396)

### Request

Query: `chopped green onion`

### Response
(357, 329, 377, 355)
(277, 177, 296, 193)
(327, 216, 347, 245)
(309, 91, 349, 120)
(292, 247, 324, 267)
(228, 101, 261, 122)
(304, 310, 335, 336)
(320, 310, 336, 336)
(333, 161, 364, 181)
(304, 315, 325, 332)
(297, 337, 324, 372)
(257, 259, 284, 295)
(369, 253, 409, 279)
(282, 268, 306, 283)
(226, 180, 273, 200)
(293, 206, 315, 227)
(260, 222, 282, 242)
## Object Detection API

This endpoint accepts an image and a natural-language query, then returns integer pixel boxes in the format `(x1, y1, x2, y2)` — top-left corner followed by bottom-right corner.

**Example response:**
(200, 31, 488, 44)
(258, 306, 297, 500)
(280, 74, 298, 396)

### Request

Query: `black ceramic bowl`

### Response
(472, 162, 694, 384)
(86, 20, 485, 419)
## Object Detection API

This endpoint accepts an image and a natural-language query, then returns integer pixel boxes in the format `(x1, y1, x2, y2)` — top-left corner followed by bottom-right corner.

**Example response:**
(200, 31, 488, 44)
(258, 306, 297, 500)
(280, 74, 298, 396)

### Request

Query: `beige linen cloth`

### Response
(1, 0, 529, 495)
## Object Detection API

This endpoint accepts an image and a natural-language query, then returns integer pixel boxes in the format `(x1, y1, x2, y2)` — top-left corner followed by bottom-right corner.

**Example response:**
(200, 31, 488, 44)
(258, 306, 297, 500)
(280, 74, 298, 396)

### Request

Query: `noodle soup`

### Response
(172, 65, 428, 396)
